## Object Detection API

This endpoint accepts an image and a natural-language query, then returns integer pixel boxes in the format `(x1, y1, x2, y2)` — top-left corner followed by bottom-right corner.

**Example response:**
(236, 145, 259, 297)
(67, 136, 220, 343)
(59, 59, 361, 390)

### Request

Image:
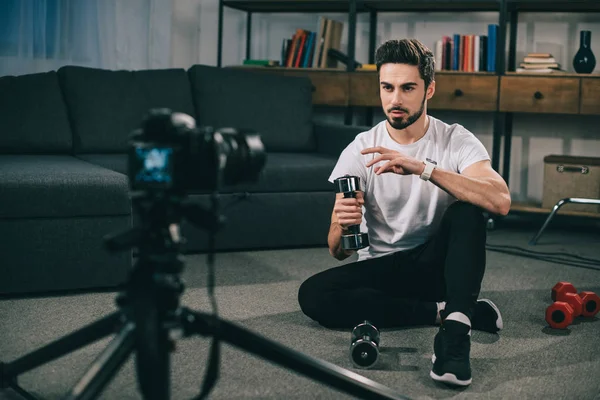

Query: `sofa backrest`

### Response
(187, 65, 315, 152)
(0, 71, 73, 154)
(57, 66, 196, 153)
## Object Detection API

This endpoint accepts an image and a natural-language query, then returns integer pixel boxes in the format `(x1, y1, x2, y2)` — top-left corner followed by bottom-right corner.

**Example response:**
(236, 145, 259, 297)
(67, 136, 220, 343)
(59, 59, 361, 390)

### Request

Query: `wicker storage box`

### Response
(542, 155, 600, 214)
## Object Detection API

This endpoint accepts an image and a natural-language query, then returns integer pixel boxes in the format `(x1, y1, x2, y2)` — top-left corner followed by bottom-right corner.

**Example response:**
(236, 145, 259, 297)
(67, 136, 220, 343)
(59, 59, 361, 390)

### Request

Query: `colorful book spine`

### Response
(436, 33, 489, 72)
(453, 34, 460, 71)
(480, 35, 488, 71)
(487, 24, 498, 72)
(435, 40, 443, 71)
(302, 31, 316, 67)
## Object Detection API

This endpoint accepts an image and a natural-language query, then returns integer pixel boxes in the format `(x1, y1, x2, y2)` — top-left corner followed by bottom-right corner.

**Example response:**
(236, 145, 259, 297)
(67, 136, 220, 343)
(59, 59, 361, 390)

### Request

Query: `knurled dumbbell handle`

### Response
(347, 225, 360, 234)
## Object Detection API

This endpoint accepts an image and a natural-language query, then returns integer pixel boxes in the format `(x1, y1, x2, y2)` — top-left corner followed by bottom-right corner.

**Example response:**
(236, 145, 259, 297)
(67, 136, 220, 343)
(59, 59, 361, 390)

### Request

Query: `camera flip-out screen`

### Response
(131, 145, 174, 189)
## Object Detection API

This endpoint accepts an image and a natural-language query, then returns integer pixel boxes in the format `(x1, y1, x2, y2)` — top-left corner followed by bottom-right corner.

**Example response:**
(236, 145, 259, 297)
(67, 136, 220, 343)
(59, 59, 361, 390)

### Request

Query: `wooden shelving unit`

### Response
(218, 0, 600, 218)
(237, 67, 600, 115)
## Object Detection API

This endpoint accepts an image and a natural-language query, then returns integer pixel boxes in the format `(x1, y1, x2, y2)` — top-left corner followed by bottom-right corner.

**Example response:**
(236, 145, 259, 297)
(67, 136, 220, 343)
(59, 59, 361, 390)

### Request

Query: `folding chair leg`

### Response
(529, 198, 600, 245)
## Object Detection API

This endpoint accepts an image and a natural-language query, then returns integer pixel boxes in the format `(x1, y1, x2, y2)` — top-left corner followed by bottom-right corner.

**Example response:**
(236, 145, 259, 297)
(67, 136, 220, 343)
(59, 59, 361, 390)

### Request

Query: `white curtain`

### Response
(0, 0, 172, 77)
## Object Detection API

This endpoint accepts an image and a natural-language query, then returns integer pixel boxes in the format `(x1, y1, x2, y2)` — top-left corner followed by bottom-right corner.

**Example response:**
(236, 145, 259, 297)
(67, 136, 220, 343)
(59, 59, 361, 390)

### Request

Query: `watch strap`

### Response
(420, 160, 435, 181)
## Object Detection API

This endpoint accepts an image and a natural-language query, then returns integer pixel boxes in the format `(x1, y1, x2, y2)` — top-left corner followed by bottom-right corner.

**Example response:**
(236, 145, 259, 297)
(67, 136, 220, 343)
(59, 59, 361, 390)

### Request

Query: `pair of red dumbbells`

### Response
(545, 282, 600, 329)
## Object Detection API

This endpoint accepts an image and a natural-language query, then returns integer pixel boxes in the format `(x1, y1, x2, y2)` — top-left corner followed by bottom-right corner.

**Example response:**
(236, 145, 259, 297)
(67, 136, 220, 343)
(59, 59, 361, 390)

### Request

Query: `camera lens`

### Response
(215, 128, 266, 186)
(130, 109, 267, 193)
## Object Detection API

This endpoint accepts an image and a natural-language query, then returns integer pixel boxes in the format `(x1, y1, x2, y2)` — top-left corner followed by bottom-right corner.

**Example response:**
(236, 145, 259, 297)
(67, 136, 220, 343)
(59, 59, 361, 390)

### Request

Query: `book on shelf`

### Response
(357, 64, 377, 71)
(279, 17, 344, 69)
(517, 52, 563, 73)
(434, 24, 497, 72)
(515, 68, 559, 73)
(243, 59, 280, 66)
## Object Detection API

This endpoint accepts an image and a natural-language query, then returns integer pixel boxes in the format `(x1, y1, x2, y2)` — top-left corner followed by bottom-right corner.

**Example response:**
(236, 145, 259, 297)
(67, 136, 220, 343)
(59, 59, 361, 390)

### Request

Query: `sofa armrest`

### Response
(313, 121, 369, 158)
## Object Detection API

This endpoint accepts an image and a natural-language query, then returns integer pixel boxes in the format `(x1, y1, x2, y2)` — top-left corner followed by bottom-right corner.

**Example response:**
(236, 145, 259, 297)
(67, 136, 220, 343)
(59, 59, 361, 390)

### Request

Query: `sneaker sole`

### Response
(478, 298, 504, 330)
(430, 370, 472, 386)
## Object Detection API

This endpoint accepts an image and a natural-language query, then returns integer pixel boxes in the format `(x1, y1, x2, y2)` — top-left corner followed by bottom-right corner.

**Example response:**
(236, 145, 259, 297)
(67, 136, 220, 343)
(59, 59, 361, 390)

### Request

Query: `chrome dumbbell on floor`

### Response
(349, 320, 380, 369)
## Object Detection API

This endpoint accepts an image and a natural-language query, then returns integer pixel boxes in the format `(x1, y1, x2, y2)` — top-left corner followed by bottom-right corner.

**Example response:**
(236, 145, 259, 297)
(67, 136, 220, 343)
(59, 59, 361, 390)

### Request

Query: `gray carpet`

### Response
(1, 226, 600, 400)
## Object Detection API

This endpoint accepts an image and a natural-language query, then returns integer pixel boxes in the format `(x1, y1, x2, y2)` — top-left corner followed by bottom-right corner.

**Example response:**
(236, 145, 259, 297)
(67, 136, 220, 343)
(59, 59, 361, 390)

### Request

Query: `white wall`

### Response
(171, 0, 600, 204)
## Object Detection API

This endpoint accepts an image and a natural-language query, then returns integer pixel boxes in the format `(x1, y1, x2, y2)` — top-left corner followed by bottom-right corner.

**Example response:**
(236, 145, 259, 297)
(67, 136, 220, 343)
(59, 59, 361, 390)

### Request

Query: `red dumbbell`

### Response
(551, 282, 577, 301)
(550, 282, 600, 318)
(579, 291, 600, 318)
(545, 301, 574, 329)
(555, 292, 583, 317)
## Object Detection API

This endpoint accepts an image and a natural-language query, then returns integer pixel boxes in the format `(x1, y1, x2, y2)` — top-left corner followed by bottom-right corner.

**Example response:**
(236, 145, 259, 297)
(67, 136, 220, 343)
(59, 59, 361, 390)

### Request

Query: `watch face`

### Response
(426, 157, 437, 165)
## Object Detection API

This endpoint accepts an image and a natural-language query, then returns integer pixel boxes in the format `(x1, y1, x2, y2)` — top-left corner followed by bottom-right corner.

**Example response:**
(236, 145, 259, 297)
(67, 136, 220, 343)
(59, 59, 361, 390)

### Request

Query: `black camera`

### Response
(128, 108, 266, 192)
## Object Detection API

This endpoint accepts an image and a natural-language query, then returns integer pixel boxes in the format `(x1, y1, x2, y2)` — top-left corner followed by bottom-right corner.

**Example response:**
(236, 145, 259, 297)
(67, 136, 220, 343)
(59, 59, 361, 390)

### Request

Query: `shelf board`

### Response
(510, 202, 600, 219)
(222, 0, 600, 14)
(507, 0, 600, 12)
(354, 69, 497, 76)
(435, 70, 497, 75)
(364, 0, 501, 12)
(223, 0, 600, 13)
(232, 66, 498, 75)
(505, 71, 600, 78)
(222, 0, 366, 13)
(236, 68, 598, 78)
(222, 0, 502, 13)
(230, 66, 350, 72)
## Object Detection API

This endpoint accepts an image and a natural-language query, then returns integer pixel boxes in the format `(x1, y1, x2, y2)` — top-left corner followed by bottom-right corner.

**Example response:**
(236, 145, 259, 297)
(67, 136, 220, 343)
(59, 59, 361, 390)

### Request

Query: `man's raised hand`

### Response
(361, 146, 426, 176)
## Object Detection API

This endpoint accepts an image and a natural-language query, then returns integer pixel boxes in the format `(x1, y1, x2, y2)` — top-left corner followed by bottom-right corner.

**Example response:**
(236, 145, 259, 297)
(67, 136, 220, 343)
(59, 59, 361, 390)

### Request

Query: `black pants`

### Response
(297, 201, 487, 329)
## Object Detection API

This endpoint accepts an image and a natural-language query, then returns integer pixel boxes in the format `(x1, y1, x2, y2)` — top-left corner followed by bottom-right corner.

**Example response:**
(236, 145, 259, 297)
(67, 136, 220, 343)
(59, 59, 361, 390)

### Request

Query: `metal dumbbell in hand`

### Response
(334, 175, 369, 251)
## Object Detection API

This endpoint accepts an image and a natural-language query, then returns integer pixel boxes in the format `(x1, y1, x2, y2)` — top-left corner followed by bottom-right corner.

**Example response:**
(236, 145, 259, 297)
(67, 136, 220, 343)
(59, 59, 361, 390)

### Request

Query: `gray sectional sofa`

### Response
(0, 64, 365, 295)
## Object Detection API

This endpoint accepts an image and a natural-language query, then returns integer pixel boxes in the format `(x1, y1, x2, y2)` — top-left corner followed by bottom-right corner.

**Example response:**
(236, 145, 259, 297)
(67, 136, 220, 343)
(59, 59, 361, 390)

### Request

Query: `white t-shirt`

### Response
(328, 116, 490, 261)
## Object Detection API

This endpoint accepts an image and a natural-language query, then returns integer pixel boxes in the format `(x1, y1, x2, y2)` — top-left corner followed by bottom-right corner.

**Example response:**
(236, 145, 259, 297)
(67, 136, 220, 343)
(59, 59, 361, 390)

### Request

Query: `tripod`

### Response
(0, 192, 409, 400)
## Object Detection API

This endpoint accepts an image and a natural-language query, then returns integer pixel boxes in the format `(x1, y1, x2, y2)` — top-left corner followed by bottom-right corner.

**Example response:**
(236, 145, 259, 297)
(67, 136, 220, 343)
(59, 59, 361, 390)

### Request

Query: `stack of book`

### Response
(516, 53, 562, 73)
(282, 17, 344, 68)
(434, 24, 498, 72)
(243, 17, 344, 68)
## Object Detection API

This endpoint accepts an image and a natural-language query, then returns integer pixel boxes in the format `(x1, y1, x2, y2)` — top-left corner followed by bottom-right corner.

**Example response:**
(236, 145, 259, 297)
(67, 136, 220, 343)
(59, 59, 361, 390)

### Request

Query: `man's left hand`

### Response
(362, 146, 425, 176)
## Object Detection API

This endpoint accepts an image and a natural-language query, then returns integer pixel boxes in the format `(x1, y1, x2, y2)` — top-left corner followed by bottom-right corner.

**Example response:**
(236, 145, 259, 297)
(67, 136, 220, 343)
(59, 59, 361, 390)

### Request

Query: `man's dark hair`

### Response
(375, 39, 435, 88)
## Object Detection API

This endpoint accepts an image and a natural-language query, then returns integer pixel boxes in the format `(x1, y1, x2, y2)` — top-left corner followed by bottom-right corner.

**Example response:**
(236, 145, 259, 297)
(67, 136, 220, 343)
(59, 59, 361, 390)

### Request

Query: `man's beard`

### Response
(386, 93, 426, 130)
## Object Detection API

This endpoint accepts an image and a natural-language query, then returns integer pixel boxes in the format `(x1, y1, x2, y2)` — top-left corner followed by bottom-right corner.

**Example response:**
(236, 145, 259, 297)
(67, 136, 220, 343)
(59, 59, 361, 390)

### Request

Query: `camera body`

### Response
(128, 109, 266, 193)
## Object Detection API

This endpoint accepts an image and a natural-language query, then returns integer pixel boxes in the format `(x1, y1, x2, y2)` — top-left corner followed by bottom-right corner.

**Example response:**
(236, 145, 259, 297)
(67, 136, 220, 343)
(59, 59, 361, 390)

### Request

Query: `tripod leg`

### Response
(64, 322, 136, 400)
(1, 312, 122, 395)
(180, 308, 409, 400)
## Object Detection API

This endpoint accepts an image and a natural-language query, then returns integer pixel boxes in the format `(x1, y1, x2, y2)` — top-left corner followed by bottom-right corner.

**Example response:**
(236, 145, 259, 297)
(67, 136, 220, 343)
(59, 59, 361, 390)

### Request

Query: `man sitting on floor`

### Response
(298, 38, 511, 387)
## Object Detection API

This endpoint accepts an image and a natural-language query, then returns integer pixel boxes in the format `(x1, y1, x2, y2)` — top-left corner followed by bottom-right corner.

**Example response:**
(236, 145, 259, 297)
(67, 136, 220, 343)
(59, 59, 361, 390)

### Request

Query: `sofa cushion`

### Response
(57, 66, 196, 154)
(187, 65, 315, 152)
(0, 216, 132, 294)
(224, 152, 336, 193)
(77, 154, 128, 175)
(78, 152, 337, 194)
(0, 155, 131, 219)
(181, 192, 334, 252)
(0, 71, 73, 154)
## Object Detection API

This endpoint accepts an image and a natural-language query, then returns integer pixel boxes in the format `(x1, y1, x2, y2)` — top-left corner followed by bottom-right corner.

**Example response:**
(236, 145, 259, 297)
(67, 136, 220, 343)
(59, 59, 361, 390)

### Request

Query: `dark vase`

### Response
(573, 30, 596, 74)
